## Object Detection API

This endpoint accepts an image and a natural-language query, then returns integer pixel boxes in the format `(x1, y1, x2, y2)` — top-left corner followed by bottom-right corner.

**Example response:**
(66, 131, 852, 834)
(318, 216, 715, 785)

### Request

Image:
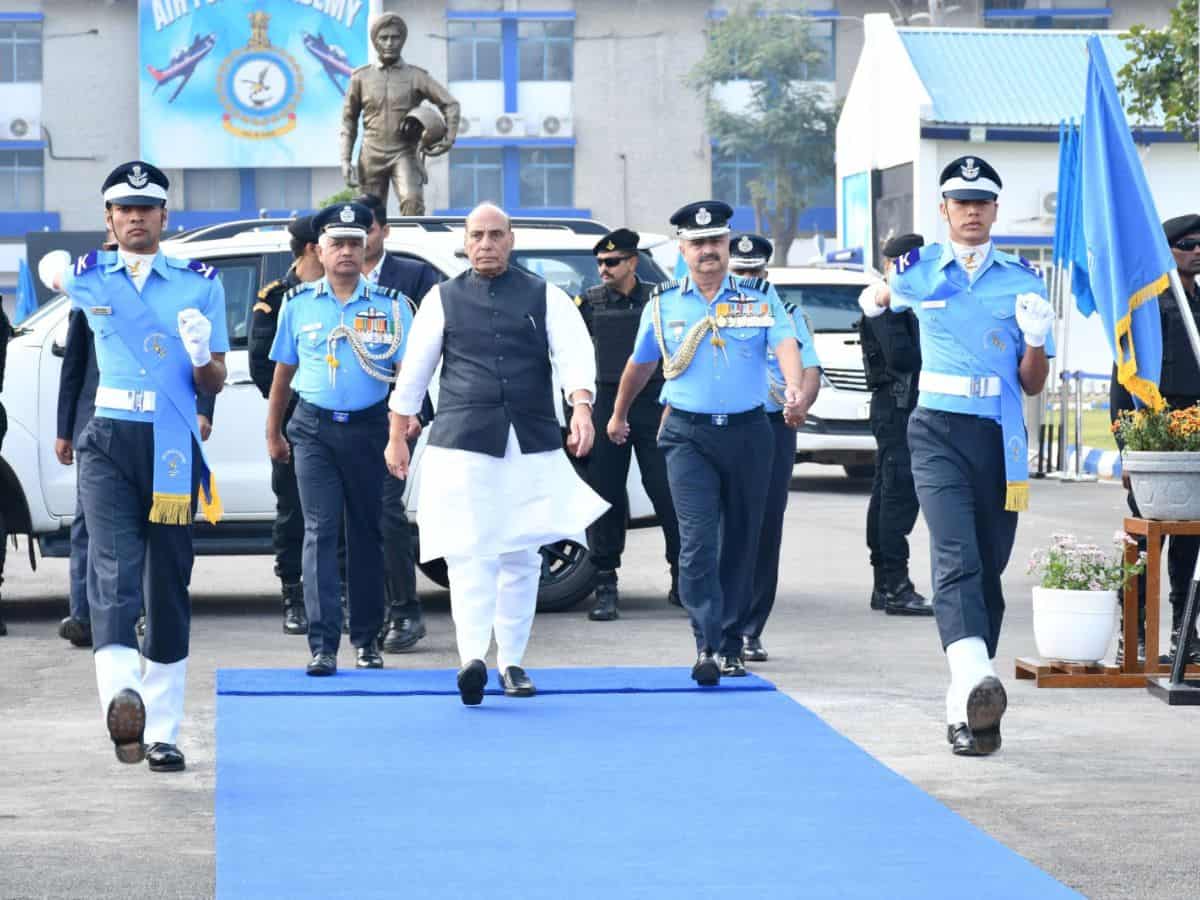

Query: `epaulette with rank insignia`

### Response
(651, 279, 680, 297)
(371, 285, 403, 300)
(257, 279, 282, 300)
(74, 251, 98, 275)
(185, 259, 218, 280)
(282, 284, 306, 301)
(1017, 256, 1043, 279)
(782, 300, 799, 315)
(736, 276, 771, 293)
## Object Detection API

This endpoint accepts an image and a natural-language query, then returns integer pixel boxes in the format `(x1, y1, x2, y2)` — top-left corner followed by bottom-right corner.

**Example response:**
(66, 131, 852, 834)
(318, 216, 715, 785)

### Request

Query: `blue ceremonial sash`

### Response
(928, 277, 1030, 512)
(101, 275, 222, 526)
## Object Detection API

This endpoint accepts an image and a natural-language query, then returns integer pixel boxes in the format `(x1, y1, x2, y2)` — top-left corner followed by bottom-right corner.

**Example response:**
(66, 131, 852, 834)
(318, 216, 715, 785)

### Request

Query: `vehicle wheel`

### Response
(415, 540, 597, 613)
(844, 464, 875, 479)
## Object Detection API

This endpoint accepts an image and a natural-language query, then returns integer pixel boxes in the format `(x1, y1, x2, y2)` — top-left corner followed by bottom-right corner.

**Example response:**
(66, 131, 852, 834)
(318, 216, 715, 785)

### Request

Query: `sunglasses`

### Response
(596, 255, 634, 268)
(1173, 238, 1200, 252)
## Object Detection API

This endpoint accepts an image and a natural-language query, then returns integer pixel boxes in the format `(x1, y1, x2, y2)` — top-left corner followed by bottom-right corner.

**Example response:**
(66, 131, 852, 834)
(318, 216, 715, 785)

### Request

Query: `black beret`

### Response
(312, 202, 372, 238)
(939, 156, 1001, 200)
(670, 200, 734, 239)
(881, 233, 925, 259)
(287, 215, 318, 246)
(1164, 215, 1200, 245)
(729, 233, 772, 268)
(102, 160, 169, 206)
(593, 228, 639, 255)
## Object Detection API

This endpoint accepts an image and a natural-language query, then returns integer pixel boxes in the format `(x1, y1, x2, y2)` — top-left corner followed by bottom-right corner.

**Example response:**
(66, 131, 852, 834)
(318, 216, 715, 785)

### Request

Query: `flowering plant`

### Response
(1027, 532, 1146, 592)
(1111, 404, 1200, 451)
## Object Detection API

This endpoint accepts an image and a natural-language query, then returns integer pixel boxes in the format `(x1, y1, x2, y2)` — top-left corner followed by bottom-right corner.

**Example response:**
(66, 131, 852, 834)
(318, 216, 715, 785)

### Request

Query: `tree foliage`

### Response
(1118, 0, 1198, 140)
(688, 2, 839, 263)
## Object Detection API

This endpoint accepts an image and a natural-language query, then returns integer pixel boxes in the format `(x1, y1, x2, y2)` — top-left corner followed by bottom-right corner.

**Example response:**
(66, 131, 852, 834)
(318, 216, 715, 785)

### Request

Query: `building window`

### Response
(0, 20, 41, 83)
(713, 152, 764, 208)
(0, 148, 42, 209)
(518, 148, 573, 208)
(184, 169, 240, 210)
(448, 21, 502, 81)
(255, 169, 311, 210)
(518, 21, 573, 81)
(449, 148, 504, 208)
(802, 21, 834, 81)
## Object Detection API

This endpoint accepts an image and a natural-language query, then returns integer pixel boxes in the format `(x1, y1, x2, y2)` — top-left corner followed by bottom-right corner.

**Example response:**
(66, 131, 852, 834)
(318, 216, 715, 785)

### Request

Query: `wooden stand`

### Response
(1015, 517, 1200, 687)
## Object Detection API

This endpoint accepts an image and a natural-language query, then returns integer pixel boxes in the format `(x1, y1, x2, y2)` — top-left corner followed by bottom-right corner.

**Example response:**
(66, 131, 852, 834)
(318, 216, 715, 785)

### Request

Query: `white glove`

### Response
(177, 308, 213, 367)
(857, 283, 888, 319)
(1015, 293, 1054, 347)
(38, 249, 72, 292)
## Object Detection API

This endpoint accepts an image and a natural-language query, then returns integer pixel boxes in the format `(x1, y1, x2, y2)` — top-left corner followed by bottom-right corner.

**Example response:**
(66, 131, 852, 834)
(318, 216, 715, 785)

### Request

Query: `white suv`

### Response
(0, 217, 668, 612)
(765, 265, 878, 478)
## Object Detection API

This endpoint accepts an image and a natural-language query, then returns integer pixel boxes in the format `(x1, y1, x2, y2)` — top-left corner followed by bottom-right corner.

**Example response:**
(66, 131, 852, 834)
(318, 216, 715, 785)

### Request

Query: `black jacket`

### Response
(249, 266, 303, 399)
(860, 307, 921, 422)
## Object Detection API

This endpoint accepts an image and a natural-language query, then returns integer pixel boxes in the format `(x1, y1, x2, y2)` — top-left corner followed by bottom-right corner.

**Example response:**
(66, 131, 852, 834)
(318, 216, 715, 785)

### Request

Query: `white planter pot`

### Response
(1032, 587, 1119, 664)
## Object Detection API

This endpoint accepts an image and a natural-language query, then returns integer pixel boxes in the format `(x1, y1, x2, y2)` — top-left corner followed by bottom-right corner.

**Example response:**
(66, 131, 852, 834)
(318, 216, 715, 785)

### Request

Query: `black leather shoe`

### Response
(947, 723, 984, 756)
(884, 581, 934, 617)
(282, 582, 308, 635)
(500, 665, 536, 697)
(691, 651, 721, 686)
(146, 742, 186, 773)
(869, 588, 887, 611)
(356, 640, 384, 669)
(106, 688, 146, 764)
(306, 653, 337, 676)
(719, 654, 747, 677)
(588, 578, 619, 621)
(1166, 628, 1200, 666)
(951, 676, 1006, 756)
(58, 616, 93, 647)
(457, 659, 488, 706)
(742, 636, 768, 662)
(382, 617, 426, 653)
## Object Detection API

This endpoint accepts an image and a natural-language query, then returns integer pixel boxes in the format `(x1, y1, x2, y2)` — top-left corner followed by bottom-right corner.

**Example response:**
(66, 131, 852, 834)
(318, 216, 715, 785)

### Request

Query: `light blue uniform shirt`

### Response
(269, 275, 412, 411)
(631, 274, 797, 414)
(64, 250, 229, 423)
(889, 242, 1054, 421)
(764, 287, 820, 414)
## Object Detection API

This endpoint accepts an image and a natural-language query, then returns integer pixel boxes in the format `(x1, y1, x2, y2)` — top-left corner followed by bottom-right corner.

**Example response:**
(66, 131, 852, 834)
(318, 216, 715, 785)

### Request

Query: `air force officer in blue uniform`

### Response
(860, 157, 1055, 756)
(608, 202, 805, 686)
(266, 202, 413, 677)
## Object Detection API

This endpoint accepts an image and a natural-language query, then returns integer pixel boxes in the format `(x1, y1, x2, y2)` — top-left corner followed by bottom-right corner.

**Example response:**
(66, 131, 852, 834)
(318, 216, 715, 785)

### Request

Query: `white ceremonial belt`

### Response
(919, 372, 1001, 399)
(95, 386, 157, 412)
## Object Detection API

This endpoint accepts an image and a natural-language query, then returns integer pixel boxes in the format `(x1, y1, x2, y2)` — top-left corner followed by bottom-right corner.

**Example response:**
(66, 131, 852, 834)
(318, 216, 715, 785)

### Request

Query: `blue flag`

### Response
(15, 257, 38, 324)
(1076, 35, 1171, 409)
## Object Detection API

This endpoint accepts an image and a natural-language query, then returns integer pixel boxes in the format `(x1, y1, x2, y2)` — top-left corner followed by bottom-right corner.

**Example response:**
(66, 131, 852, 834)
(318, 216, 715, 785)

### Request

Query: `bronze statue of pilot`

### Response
(340, 13, 461, 215)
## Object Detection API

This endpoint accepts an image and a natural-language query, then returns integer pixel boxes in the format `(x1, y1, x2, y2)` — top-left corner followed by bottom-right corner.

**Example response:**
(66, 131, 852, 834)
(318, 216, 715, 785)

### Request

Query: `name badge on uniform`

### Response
(668, 319, 686, 340)
(90, 305, 112, 316)
(921, 300, 947, 309)
(332, 411, 350, 424)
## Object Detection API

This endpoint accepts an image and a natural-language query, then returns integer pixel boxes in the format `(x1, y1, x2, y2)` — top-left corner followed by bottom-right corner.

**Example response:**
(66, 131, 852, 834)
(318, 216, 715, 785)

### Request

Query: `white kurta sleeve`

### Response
(544, 282, 597, 403)
(389, 284, 445, 416)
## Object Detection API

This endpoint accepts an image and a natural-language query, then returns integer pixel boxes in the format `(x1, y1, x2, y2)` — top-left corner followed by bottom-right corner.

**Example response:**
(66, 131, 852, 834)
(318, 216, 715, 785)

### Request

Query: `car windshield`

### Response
(773, 283, 865, 333)
(512, 250, 666, 297)
(10, 294, 68, 331)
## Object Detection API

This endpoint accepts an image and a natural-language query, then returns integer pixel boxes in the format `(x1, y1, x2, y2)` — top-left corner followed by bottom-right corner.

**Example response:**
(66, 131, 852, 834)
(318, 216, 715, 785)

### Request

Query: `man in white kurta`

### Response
(385, 203, 608, 704)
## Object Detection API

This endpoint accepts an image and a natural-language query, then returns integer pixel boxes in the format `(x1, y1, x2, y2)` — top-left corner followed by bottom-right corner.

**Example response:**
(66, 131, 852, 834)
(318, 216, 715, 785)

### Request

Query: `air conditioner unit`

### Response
(1038, 189, 1058, 220)
(494, 113, 526, 137)
(458, 115, 486, 137)
(537, 114, 573, 137)
(6, 116, 39, 140)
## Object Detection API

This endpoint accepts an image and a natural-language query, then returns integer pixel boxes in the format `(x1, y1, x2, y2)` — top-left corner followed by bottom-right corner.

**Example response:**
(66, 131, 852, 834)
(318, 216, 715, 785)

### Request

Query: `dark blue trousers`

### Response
(381, 462, 419, 621)
(77, 417, 196, 664)
(287, 400, 387, 656)
(907, 408, 1017, 657)
(659, 409, 772, 656)
(742, 412, 795, 640)
(68, 492, 90, 622)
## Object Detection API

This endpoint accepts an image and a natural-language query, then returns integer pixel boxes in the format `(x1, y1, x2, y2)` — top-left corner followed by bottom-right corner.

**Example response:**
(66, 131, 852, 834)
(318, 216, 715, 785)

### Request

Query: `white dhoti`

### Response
(94, 645, 187, 744)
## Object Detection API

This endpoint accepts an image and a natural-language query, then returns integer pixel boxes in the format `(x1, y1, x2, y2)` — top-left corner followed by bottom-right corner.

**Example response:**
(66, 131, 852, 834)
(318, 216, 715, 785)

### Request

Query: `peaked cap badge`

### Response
(695, 207, 712, 226)
(339, 205, 354, 223)
(128, 164, 149, 189)
(737, 236, 753, 253)
(961, 158, 980, 180)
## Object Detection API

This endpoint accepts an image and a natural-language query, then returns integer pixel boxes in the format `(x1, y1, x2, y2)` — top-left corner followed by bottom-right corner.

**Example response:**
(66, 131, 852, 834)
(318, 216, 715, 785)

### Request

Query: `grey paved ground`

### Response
(0, 468, 1196, 899)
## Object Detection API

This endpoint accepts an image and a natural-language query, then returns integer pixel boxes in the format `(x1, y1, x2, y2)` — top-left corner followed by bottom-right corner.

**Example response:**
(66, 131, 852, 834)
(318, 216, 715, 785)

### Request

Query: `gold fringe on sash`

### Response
(149, 492, 193, 526)
(199, 477, 224, 525)
(1114, 273, 1169, 411)
(1005, 481, 1029, 512)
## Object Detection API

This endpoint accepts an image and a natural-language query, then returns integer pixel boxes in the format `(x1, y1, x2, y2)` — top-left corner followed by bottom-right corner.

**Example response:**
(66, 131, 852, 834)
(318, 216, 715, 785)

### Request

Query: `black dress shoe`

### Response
(281, 582, 308, 636)
(306, 653, 337, 676)
(356, 641, 384, 669)
(146, 742, 186, 773)
(952, 676, 1006, 756)
(58, 616, 93, 647)
(457, 659, 488, 706)
(719, 654, 747, 677)
(588, 579, 619, 621)
(691, 651, 721, 686)
(742, 636, 768, 662)
(106, 688, 146, 764)
(947, 723, 986, 756)
(884, 582, 934, 617)
(500, 665, 536, 697)
(870, 588, 887, 611)
(382, 617, 426, 653)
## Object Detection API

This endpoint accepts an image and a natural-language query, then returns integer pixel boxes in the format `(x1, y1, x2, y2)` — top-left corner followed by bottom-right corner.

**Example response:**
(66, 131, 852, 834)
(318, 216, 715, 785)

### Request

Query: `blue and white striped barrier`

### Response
(1062, 444, 1122, 478)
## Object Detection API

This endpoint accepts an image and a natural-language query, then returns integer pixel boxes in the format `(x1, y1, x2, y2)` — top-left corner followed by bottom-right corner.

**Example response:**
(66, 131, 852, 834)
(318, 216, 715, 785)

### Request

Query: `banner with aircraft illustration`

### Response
(138, 0, 368, 167)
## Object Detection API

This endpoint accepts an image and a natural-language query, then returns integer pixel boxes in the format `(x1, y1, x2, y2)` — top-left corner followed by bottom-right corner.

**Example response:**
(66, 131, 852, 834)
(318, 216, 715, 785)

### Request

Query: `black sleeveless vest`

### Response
(428, 266, 561, 457)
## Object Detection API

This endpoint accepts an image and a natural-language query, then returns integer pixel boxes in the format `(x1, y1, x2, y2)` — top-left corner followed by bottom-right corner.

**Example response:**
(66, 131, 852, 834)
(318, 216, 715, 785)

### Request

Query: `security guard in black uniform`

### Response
(575, 228, 680, 620)
(250, 215, 324, 635)
(860, 234, 932, 617)
(1111, 213, 1200, 666)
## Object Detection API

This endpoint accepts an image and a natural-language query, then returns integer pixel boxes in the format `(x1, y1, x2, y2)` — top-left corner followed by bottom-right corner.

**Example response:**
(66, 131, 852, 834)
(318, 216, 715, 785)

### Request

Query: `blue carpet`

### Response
(216, 668, 1080, 899)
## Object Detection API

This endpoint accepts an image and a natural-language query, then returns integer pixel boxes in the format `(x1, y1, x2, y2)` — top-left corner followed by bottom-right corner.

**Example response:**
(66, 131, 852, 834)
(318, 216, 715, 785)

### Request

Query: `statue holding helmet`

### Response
(340, 12, 461, 215)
